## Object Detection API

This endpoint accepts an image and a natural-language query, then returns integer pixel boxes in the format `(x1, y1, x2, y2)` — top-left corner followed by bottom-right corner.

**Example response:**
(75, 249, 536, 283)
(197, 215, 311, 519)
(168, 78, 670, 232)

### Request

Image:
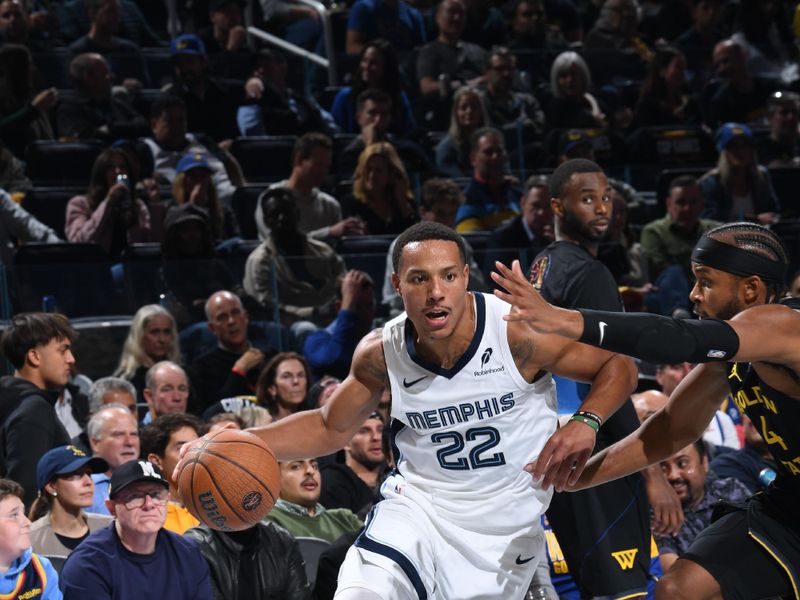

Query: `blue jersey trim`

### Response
(404, 292, 486, 379)
(389, 419, 405, 473)
(355, 532, 428, 600)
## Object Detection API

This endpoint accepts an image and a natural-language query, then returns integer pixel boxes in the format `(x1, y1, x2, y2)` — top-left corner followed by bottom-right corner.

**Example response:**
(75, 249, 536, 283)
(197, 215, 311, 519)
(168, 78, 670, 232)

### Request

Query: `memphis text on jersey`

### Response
(404, 393, 516, 431)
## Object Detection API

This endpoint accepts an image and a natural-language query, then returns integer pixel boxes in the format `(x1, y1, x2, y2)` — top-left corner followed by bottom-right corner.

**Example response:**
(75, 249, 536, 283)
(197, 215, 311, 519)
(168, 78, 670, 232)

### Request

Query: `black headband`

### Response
(691, 236, 787, 283)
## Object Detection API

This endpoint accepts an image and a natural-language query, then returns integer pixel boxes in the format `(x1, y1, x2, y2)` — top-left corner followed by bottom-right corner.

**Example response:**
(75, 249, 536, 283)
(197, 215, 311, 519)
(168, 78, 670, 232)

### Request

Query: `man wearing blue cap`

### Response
(164, 33, 242, 144)
(60, 459, 212, 599)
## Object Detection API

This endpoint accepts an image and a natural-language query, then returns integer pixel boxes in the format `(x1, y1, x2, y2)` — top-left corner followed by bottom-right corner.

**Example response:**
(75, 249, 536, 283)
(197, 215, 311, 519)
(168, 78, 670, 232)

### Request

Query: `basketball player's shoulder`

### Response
(351, 328, 389, 387)
(731, 301, 800, 326)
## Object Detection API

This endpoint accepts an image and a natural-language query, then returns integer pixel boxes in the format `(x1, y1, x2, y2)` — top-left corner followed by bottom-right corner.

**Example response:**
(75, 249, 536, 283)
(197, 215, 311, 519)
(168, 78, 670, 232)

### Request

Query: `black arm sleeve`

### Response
(578, 309, 740, 364)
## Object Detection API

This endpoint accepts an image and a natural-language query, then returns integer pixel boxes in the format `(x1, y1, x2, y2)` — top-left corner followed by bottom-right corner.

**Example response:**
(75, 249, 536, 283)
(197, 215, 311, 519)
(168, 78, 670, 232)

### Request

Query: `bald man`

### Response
(187, 290, 269, 413)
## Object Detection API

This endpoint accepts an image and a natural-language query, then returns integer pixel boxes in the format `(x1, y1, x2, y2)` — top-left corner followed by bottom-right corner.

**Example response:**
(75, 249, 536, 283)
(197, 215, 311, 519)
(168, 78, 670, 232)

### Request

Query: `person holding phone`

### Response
(65, 147, 155, 259)
(342, 142, 417, 236)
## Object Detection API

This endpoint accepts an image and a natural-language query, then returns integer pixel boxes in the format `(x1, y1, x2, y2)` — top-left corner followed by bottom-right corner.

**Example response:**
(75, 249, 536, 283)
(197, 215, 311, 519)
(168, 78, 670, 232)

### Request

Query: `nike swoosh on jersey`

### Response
(402, 375, 427, 388)
(515, 554, 536, 565)
(598, 321, 607, 346)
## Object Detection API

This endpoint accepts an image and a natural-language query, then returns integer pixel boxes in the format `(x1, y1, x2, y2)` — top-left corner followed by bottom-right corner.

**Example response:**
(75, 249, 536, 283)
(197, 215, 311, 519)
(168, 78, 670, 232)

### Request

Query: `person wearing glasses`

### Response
(60, 460, 212, 599)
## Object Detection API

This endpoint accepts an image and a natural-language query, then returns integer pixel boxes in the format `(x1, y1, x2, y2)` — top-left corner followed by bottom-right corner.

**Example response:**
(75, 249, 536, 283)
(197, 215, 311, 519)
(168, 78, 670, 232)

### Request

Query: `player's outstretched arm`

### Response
(249, 329, 388, 461)
(493, 259, 800, 368)
(174, 330, 387, 480)
(569, 362, 729, 491)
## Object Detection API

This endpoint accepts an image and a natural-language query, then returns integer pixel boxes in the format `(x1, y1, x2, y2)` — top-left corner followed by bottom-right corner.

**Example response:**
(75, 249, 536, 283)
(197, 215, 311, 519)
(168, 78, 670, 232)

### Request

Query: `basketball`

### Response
(177, 428, 281, 531)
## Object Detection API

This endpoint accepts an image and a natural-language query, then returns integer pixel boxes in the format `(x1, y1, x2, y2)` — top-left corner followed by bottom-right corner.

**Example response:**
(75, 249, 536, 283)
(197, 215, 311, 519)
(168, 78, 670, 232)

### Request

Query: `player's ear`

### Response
(741, 275, 762, 304)
(105, 499, 116, 516)
(550, 196, 564, 218)
(391, 272, 401, 295)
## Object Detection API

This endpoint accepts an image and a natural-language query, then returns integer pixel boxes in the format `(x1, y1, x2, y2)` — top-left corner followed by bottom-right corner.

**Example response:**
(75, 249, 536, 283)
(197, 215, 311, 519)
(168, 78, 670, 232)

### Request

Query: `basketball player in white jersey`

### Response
(177, 222, 637, 599)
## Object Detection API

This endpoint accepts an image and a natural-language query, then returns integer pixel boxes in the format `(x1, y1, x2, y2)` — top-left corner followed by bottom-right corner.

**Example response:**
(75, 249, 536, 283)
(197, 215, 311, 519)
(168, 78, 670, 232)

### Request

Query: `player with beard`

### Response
(321, 411, 387, 515)
(526, 158, 680, 599)
(492, 222, 799, 599)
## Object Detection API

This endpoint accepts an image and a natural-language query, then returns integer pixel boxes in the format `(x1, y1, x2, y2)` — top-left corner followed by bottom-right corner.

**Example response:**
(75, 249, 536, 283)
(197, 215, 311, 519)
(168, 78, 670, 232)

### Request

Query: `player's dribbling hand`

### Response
(525, 419, 596, 492)
(172, 422, 238, 482)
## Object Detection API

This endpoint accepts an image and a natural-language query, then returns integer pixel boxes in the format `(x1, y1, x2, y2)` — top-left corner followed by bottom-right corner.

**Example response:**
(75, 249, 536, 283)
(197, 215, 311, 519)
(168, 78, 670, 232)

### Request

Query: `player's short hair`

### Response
(0, 313, 77, 369)
(392, 222, 468, 273)
(140, 413, 202, 458)
(549, 158, 604, 198)
(704, 222, 790, 302)
(0, 479, 23, 504)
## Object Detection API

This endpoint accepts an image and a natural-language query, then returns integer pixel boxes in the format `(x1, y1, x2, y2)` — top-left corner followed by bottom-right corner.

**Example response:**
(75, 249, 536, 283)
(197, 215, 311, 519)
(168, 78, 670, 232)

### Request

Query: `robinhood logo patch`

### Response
(475, 348, 504, 376)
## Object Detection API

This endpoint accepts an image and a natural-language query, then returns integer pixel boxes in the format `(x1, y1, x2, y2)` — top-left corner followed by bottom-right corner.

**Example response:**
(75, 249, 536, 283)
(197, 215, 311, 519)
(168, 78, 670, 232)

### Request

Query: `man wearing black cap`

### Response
(493, 221, 799, 599)
(60, 459, 212, 599)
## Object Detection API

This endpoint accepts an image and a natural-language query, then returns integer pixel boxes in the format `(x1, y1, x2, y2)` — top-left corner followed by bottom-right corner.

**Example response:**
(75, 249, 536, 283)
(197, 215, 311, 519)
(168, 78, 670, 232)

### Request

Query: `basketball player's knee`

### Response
(334, 588, 389, 600)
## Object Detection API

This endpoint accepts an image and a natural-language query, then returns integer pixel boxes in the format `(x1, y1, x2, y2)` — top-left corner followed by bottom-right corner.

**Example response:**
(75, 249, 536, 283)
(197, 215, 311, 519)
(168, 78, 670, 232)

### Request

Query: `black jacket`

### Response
(0, 376, 70, 507)
(184, 522, 311, 600)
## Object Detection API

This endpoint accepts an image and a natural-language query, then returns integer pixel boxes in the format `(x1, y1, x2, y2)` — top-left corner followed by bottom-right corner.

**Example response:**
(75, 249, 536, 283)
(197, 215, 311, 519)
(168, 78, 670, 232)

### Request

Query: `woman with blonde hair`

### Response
(171, 152, 239, 243)
(546, 51, 606, 129)
(343, 143, 418, 236)
(114, 304, 182, 402)
(699, 123, 780, 224)
(255, 352, 313, 421)
(435, 87, 490, 178)
(29, 446, 112, 558)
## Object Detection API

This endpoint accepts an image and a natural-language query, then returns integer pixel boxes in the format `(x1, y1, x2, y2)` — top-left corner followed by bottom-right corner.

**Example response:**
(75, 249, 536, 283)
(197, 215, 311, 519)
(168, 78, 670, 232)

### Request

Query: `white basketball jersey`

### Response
(382, 292, 558, 534)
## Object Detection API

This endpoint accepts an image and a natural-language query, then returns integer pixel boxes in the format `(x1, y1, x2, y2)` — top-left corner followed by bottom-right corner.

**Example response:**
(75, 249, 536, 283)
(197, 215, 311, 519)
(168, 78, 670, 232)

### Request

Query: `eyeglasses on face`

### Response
(116, 488, 169, 509)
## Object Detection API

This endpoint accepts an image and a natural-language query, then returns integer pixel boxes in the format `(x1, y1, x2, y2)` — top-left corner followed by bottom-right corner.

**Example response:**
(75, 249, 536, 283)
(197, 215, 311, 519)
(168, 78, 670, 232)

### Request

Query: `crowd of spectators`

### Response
(2, 0, 800, 597)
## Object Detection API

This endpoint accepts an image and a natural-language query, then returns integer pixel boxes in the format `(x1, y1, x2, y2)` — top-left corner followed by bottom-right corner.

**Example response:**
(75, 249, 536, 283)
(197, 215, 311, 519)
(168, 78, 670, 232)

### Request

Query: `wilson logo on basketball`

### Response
(242, 491, 263, 511)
